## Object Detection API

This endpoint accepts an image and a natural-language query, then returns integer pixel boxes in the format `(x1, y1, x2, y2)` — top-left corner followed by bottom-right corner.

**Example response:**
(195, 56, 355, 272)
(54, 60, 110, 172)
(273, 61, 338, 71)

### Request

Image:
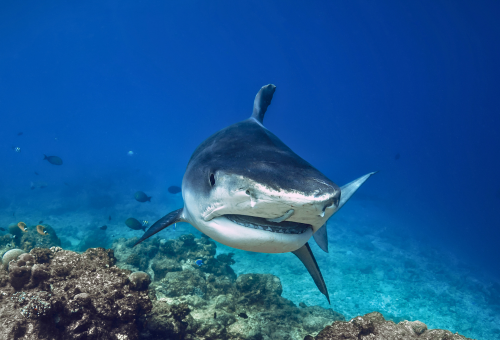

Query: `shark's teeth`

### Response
(201, 202, 224, 221)
(224, 214, 310, 234)
(266, 209, 295, 223)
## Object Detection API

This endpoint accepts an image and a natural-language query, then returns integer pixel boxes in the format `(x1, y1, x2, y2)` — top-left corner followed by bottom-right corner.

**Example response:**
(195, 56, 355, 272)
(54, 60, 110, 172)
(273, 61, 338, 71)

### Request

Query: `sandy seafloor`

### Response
(1, 192, 499, 340)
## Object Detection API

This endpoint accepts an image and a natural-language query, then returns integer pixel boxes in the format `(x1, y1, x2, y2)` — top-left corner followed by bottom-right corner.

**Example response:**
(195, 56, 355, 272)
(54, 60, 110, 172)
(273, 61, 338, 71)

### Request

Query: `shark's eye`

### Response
(209, 173, 216, 187)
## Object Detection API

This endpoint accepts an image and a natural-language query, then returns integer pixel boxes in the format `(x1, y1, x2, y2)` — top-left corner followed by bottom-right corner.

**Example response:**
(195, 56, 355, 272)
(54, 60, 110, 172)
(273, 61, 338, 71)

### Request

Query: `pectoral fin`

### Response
(313, 223, 329, 253)
(292, 242, 330, 304)
(339, 172, 377, 210)
(133, 208, 183, 247)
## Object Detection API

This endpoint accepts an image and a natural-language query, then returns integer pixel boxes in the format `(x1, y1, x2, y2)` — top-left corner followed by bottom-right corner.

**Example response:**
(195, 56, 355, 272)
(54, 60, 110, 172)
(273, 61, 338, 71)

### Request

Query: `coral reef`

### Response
(0, 246, 151, 339)
(114, 234, 345, 339)
(0, 232, 477, 340)
(307, 312, 473, 340)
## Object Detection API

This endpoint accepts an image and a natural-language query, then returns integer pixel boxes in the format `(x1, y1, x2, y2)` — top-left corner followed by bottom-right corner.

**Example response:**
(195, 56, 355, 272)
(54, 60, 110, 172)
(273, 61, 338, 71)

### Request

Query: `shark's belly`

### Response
(192, 216, 312, 253)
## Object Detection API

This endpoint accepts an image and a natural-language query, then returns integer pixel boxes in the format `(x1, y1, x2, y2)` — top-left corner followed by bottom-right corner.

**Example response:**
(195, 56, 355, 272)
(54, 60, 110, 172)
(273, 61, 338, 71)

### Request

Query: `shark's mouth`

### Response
(224, 214, 311, 234)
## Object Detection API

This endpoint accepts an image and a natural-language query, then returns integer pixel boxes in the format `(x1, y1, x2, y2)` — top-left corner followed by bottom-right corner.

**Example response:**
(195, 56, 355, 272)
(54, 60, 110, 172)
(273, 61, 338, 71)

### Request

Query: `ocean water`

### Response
(1, 1, 499, 339)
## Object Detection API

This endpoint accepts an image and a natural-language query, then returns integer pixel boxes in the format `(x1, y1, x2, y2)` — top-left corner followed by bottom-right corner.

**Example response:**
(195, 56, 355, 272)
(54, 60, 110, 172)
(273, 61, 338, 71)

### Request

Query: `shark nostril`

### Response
(323, 198, 337, 212)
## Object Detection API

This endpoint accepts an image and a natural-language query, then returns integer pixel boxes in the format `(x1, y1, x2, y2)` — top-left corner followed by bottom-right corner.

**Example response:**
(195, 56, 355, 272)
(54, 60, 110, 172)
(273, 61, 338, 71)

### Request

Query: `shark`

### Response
(134, 84, 375, 303)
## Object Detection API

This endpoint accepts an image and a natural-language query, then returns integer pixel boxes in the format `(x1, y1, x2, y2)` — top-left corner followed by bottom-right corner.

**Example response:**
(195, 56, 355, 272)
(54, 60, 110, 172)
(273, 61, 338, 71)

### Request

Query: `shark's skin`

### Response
(135, 84, 375, 302)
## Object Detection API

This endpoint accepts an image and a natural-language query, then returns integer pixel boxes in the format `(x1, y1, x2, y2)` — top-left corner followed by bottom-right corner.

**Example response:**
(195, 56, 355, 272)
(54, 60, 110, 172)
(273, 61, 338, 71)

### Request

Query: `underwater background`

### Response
(1, 1, 499, 339)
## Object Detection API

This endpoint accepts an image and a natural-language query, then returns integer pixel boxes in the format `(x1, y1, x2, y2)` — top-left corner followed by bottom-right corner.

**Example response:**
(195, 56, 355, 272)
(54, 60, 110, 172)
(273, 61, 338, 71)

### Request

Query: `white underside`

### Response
(186, 214, 312, 253)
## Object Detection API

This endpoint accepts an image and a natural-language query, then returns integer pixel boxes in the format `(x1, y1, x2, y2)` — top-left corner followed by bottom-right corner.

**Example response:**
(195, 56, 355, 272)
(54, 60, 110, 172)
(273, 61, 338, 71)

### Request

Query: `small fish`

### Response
(238, 312, 248, 319)
(17, 132, 23, 136)
(395, 153, 400, 160)
(12, 212, 15, 216)
(195, 259, 203, 266)
(125, 218, 146, 231)
(127, 151, 134, 156)
(43, 154, 63, 165)
(34, 172, 39, 175)
(64, 182, 70, 186)
(142, 220, 149, 227)
(214, 312, 217, 319)
(168, 186, 182, 194)
(36, 225, 48, 236)
(100, 225, 107, 230)
(17, 222, 28, 232)
(0, 227, 5, 231)
(134, 191, 151, 203)
(38, 220, 43, 224)
(12, 146, 21, 153)
(108, 215, 112, 221)
(31, 181, 48, 190)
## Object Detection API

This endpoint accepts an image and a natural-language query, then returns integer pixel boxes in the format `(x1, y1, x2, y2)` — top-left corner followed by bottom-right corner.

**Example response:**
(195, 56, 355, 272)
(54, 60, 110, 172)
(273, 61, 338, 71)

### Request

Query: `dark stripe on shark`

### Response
(133, 208, 183, 247)
(292, 242, 330, 304)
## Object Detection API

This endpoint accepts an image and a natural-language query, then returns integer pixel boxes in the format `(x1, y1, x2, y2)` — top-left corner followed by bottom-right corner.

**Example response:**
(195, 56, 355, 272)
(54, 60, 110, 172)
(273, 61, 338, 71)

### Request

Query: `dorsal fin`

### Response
(251, 84, 276, 124)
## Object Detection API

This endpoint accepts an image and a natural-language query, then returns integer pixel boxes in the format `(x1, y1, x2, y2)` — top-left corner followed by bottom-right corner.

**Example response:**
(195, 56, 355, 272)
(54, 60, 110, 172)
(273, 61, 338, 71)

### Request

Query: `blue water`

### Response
(1, 1, 500, 338)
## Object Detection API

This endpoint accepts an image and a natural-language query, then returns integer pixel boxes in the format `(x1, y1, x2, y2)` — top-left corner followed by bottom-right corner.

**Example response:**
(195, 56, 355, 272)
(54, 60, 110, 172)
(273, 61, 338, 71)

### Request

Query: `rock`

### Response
(151, 258, 182, 281)
(142, 301, 191, 338)
(2, 248, 26, 270)
(156, 270, 206, 298)
(8, 254, 35, 289)
(312, 312, 473, 340)
(129, 271, 151, 291)
(400, 320, 428, 335)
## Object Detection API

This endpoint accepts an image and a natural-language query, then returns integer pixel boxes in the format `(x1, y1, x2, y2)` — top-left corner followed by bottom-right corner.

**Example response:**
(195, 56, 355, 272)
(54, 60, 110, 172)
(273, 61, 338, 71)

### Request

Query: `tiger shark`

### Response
(135, 84, 375, 303)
